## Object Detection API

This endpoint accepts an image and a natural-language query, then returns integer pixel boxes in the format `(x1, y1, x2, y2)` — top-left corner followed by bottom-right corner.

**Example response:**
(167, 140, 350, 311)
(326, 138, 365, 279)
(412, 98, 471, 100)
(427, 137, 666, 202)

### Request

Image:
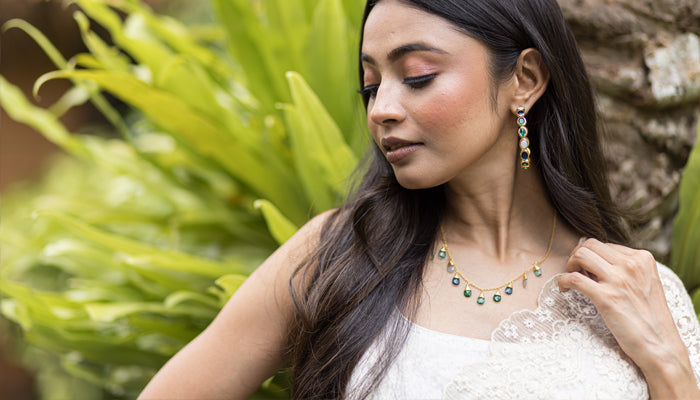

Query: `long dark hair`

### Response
(289, 0, 628, 398)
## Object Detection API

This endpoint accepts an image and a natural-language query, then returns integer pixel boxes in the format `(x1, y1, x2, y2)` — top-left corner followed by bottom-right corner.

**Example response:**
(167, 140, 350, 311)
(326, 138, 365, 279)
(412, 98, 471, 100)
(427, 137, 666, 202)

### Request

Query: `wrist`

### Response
(641, 346, 698, 399)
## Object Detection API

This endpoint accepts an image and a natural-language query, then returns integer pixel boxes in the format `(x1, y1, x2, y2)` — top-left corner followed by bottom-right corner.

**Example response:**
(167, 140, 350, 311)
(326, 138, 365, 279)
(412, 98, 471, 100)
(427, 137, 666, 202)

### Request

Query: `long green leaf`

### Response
(671, 121, 700, 292)
(0, 77, 90, 158)
(37, 69, 307, 221)
(284, 72, 357, 211)
(254, 199, 299, 245)
(37, 210, 237, 278)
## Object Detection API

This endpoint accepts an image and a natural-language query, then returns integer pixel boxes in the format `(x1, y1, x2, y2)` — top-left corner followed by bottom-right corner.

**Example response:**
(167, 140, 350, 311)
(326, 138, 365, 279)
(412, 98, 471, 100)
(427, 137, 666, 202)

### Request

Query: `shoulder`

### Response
(247, 208, 342, 300)
(654, 261, 699, 333)
(267, 208, 339, 269)
(656, 261, 690, 299)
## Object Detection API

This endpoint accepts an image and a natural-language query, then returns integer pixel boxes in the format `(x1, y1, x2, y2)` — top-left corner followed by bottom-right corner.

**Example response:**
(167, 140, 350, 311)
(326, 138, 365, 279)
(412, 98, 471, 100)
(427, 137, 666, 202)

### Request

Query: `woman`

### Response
(138, 0, 700, 399)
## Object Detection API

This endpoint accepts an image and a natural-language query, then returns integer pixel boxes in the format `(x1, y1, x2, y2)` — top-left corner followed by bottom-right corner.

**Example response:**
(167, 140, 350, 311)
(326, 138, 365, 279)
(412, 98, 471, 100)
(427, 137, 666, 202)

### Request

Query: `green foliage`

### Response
(0, 0, 366, 397)
(671, 121, 700, 316)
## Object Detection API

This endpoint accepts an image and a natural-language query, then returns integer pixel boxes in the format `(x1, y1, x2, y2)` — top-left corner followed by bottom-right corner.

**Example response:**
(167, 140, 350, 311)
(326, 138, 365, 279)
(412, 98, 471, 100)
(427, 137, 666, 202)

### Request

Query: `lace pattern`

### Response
(348, 263, 700, 399)
(443, 263, 700, 399)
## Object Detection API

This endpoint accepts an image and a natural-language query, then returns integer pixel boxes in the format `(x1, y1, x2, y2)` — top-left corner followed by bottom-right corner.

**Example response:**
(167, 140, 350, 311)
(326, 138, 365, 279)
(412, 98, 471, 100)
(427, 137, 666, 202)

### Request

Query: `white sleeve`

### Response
(657, 262, 700, 387)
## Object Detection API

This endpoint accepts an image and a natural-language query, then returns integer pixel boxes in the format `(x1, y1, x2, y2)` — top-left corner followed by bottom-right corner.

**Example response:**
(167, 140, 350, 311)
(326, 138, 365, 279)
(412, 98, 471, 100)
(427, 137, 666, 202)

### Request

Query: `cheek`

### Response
(416, 76, 491, 137)
(367, 119, 380, 144)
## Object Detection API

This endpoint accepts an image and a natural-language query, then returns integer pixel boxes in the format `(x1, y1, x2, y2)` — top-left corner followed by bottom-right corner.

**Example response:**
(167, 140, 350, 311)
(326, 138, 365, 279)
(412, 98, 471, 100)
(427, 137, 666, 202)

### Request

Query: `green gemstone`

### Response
(493, 294, 502, 302)
(477, 296, 486, 305)
(464, 289, 472, 297)
(518, 127, 528, 137)
(438, 250, 446, 258)
(534, 268, 543, 277)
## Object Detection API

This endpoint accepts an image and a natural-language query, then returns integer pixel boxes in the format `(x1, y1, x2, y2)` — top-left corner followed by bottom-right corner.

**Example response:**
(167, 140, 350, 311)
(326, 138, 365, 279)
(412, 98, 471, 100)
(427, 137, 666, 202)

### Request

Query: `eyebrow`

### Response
(361, 42, 448, 65)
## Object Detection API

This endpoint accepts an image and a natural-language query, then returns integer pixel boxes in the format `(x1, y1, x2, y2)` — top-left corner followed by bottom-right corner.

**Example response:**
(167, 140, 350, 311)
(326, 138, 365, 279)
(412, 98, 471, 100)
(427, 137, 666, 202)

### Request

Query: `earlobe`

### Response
(512, 48, 550, 111)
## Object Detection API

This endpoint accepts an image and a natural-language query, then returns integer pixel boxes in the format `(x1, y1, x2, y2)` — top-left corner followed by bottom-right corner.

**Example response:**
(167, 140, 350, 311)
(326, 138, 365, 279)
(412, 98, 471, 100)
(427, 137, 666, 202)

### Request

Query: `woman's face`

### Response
(361, 0, 514, 189)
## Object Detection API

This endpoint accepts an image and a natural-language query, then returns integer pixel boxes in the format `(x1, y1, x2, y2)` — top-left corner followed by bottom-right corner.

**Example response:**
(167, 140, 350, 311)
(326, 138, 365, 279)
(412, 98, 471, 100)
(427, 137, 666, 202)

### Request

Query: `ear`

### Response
(510, 48, 550, 114)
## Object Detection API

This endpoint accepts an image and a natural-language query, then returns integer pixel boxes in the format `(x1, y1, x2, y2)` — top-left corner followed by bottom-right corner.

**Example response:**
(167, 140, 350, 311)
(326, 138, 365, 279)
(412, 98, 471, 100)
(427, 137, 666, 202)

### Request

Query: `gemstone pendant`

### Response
(447, 260, 455, 273)
(477, 292, 486, 305)
(438, 245, 447, 259)
(505, 283, 513, 295)
(493, 290, 502, 302)
(533, 264, 543, 277)
(522, 273, 528, 288)
(464, 284, 472, 298)
(518, 126, 528, 137)
(517, 116, 527, 126)
(521, 148, 531, 160)
(452, 275, 460, 286)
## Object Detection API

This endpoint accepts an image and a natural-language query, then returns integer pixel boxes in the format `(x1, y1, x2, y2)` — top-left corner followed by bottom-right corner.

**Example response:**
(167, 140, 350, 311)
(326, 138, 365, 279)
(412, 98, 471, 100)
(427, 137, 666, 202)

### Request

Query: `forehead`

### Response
(362, 0, 466, 55)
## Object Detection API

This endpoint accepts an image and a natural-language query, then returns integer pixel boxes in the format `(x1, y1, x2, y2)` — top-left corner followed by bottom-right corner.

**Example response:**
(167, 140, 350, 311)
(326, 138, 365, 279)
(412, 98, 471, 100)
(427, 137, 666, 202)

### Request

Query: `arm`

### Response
(137, 211, 331, 400)
(558, 239, 700, 400)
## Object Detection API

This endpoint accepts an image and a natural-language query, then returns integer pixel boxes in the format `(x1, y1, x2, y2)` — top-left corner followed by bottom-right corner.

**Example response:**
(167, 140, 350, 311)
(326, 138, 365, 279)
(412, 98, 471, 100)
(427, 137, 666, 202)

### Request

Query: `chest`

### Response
(413, 254, 567, 340)
(349, 277, 649, 400)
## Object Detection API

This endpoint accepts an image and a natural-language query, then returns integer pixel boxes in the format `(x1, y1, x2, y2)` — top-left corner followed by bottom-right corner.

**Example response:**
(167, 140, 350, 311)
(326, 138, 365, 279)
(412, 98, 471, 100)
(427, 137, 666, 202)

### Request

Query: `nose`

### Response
(368, 85, 406, 126)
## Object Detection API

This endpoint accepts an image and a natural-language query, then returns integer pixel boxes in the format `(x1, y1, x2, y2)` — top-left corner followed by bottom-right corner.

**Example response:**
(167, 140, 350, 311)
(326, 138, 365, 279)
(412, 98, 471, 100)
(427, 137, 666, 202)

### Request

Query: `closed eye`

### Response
(403, 73, 436, 89)
(357, 84, 380, 98)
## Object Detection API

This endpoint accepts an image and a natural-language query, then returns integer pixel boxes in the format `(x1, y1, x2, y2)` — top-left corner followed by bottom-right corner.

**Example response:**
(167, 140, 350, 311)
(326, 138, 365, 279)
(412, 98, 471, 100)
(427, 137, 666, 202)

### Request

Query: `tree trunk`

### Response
(560, 0, 700, 261)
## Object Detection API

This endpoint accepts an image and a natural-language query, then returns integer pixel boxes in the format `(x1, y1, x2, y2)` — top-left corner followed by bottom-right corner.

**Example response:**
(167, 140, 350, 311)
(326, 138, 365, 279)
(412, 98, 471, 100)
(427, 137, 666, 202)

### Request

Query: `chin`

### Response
(394, 172, 441, 190)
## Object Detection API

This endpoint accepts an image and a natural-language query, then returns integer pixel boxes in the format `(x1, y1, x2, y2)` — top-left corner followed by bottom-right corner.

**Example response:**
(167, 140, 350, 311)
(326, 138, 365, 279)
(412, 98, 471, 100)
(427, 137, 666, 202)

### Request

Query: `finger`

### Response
(606, 243, 641, 257)
(557, 271, 602, 300)
(580, 239, 629, 265)
(566, 245, 612, 281)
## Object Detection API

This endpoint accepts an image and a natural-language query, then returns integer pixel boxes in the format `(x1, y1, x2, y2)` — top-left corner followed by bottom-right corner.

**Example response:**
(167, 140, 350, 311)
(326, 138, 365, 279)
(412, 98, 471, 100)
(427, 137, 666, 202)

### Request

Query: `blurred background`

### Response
(1, 2, 212, 398)
(1, 0, 698, 398)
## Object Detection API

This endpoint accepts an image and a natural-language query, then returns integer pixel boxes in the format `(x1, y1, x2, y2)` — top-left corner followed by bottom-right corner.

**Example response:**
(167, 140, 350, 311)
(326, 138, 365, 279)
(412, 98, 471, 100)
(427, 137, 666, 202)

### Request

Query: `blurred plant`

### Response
(671, 121, 700, 317)
(0, 0, 365, 397)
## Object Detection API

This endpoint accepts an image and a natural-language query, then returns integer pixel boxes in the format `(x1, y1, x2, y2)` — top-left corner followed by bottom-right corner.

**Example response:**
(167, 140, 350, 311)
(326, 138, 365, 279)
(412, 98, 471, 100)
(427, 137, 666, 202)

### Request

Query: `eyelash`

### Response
(358, 73, 436, 98)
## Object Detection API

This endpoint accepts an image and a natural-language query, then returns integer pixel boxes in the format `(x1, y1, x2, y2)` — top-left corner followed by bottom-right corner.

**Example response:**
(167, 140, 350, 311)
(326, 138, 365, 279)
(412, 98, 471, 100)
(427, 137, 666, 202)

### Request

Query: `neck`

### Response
(442, 161, 556, 263)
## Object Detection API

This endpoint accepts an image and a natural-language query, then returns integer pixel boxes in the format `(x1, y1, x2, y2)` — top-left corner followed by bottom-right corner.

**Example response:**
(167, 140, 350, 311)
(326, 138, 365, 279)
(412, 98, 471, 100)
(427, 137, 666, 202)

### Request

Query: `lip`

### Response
(381, 137, 422, 164)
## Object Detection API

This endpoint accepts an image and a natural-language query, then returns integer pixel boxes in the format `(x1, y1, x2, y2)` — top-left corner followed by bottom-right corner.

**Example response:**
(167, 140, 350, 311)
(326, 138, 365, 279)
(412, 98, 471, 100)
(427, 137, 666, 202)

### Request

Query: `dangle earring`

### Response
(516, 106, 531, 169)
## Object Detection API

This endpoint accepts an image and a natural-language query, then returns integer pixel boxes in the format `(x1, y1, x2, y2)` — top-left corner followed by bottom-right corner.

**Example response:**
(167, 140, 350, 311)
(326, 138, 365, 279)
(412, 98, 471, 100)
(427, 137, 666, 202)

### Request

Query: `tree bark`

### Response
(560, 0, 700, 261)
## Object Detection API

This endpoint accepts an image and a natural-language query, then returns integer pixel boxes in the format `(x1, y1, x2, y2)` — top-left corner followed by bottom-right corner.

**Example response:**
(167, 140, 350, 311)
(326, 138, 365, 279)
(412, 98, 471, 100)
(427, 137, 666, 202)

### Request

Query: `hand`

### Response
(558, 239, 699, 399)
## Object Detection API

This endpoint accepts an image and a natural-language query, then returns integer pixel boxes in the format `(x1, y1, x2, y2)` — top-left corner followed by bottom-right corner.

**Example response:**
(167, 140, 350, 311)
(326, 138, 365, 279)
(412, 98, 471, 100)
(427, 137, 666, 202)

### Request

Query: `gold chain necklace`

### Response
(438, 214, 557, 305)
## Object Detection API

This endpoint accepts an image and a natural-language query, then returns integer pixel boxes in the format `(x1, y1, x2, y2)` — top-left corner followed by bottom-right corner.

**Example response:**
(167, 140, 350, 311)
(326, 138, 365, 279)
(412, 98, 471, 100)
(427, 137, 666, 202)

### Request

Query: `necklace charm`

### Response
(438, 245, 447, 259)
(438, 214, 556, 305)
(447, 260, 455, 273)
(464, 284, 472, 298)
(533, 264, 543, 277)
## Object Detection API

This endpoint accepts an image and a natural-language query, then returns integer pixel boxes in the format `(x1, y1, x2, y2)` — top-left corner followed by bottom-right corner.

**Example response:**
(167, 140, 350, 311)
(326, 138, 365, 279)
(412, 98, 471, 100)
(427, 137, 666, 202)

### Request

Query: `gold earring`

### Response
(517, 106, 530, 169)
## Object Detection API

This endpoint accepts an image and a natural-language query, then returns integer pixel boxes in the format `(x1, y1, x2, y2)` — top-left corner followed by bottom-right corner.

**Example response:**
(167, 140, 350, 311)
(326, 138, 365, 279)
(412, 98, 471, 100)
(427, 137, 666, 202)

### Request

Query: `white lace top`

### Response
(348, 263, 700, 399)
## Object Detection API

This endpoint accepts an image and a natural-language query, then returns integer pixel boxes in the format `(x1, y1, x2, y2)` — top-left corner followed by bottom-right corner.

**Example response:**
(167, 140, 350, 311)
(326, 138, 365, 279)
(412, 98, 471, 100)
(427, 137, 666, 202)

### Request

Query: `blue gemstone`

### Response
(521, 151, 529, 160)
(452, 277, 460, 286)
(518, 127, 528, 137)
(505, 286, 513, 295)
